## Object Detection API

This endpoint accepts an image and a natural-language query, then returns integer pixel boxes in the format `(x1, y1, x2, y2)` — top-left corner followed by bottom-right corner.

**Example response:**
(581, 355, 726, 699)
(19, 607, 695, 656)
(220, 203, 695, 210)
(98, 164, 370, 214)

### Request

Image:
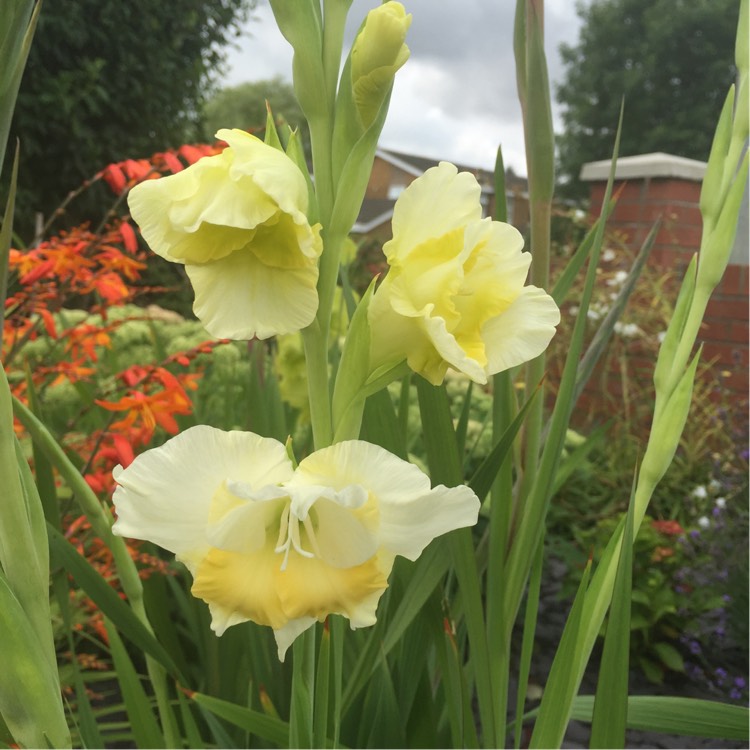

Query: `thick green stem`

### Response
(302, 322, 333, 449)
(519, 200, 551, 509)
(486, 370, 516, 744)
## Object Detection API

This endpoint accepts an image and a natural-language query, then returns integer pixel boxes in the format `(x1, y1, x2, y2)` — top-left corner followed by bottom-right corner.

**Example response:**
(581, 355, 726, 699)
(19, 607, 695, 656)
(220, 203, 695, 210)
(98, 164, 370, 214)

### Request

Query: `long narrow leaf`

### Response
(289, 628, 315, 748)
(570, 695, 749, 741)
(529, 557, 592, 748)
(48, 523, 183, 681)
(0, 568, 70, 748)
(469, 381, 540, 501)
(502, 101, 625, 635)
(513, 535, 544, 748)
(0, 143, 19, 329)
(190, 691, 289, 747)
(415, 377, 496, 742)
(589, 477, 637, 748)
(573, 219, 660, 404)
(103, 617, 166, 749)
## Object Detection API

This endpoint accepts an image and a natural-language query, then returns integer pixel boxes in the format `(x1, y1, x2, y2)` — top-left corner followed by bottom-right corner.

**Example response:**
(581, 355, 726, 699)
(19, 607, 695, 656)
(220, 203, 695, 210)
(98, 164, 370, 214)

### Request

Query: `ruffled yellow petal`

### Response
(385, 162, 482, 263)
(112, 426, 293, 557)
(187, 247, 319, 340)
(191, 541, 388, 631)
(482, 285, 561, 374)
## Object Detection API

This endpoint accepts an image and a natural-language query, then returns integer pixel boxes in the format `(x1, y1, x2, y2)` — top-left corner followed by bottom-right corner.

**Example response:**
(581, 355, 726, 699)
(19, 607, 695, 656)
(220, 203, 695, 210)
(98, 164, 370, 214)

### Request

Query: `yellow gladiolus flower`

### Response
(351, 1, 411, 129)
(112, 426, 479, 659)
(368, 162, 560, 385)
(128, 128, 323, 340)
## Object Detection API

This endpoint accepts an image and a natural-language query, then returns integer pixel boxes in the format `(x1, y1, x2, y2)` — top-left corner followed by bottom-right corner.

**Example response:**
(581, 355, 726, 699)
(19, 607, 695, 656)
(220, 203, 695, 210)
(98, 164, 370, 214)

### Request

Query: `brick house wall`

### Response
(580, 152, 749, 419)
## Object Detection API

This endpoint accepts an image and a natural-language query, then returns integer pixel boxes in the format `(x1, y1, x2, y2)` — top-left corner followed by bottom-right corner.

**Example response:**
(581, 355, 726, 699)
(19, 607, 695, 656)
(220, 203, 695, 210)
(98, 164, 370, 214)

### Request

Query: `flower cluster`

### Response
(109, 2, 560, 656)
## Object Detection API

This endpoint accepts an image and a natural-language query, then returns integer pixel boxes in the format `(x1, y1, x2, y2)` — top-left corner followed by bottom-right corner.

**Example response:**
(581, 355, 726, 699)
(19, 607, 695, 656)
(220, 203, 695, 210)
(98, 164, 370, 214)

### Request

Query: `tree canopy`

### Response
(10, 0, 253, 234)
(556, 0, 740, 198)
(202, 77, 309, 155)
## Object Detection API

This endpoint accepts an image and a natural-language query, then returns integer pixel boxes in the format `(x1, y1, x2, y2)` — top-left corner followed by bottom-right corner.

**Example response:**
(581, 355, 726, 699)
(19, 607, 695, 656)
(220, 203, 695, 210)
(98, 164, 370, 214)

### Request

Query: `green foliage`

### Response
(556, 0, 740, 198)
(8, 0, 254, 234)
(202, 77, 311, 156)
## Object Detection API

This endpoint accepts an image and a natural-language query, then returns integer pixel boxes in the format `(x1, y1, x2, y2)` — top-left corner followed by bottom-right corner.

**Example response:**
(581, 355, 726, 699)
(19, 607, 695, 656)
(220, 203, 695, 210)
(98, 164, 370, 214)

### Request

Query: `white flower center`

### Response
(273, 503, 322, 571)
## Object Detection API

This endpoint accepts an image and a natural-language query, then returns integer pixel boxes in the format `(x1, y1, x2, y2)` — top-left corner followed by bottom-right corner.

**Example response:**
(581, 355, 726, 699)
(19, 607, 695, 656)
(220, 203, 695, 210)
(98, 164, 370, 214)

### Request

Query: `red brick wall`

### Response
(587, 177, 748, 400)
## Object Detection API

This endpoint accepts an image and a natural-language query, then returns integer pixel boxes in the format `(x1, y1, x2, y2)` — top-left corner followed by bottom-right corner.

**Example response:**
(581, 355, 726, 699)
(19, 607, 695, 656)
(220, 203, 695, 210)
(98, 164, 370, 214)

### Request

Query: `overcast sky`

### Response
(220, 0, 585, 177)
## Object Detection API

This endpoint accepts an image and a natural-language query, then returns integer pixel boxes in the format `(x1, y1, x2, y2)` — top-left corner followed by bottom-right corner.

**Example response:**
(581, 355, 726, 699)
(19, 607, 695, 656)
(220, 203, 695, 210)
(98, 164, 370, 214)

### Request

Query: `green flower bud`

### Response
(640, 350, 700, 502)
(351, 1, 411, 129)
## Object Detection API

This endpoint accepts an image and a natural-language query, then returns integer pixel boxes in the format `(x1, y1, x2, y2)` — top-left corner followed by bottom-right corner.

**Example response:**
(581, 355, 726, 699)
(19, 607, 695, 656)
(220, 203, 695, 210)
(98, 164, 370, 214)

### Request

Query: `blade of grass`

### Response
(289, 626, 316, 748)
(502, 100, 625, 636)
(469, 381, 540, 502)
(455, 380, 473, 456)
(48, 523, 183, 681)
(415, 377, 496, 744)
(589, 475, 637, 748)
(102, 617, 166, 749)
(570, 695, 749, 741)
(573, 219, 660, 404)
(190, 691, 289, 747)
(550, 422, 609, 496)
(0, 567, 71, 748)
(513, 533, 544, 748)
(439, 615, 480, 749)
(55, 567, 104, 750)
(0, 1, 40, 179)
(0, 143, 19, 329)
(314, 622, 331, 749)
(529, 556, 593, 748)
(360, 386, 407, 458)
(342, 543, 449, 714)
(176, 689, 205, 749)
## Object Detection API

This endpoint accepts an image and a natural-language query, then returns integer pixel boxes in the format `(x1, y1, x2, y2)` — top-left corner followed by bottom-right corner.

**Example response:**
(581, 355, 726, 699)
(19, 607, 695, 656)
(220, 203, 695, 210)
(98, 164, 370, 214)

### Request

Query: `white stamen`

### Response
(302, 513, 322, 558)
(290, 513, 314, 559)
(274, 503, 290, 553)
(274, 502, 317, 571)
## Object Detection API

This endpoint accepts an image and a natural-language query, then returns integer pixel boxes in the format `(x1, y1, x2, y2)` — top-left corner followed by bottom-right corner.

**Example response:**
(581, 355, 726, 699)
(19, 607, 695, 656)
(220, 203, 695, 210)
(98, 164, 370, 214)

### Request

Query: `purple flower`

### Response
(689, 640, 702, 655)
(730, 688, 742, 700)
(715, 668, 728, 684)
(735, 677, 746, 689)
(689, 530, 701, 539)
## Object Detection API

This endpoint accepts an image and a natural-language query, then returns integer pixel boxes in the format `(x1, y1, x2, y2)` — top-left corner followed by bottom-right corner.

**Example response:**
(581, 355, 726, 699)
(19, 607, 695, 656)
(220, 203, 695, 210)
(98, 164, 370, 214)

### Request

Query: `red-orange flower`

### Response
(96, 367, 195, 441)
(651, 519, 684, 536)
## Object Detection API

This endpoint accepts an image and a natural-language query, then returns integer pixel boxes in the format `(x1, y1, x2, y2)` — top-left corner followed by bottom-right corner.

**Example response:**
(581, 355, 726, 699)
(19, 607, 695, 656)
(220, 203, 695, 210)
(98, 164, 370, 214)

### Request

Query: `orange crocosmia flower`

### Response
(94, 247, 146, 282)
(65, 324, 111, 362)
(36, 307, 58, 338)
(101, 163, 127, 194)
(120, 365, 149, 387)
(177, 143, 222, 165)
(20, 258, 55, 285)
(97, 367, 194, 441)
(119, 221, 139, 254)
(49, 361, 96, 387)
(87, 272, 131, 303)
(122, 159, 152, 183)
(155, 151, 184, 174)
